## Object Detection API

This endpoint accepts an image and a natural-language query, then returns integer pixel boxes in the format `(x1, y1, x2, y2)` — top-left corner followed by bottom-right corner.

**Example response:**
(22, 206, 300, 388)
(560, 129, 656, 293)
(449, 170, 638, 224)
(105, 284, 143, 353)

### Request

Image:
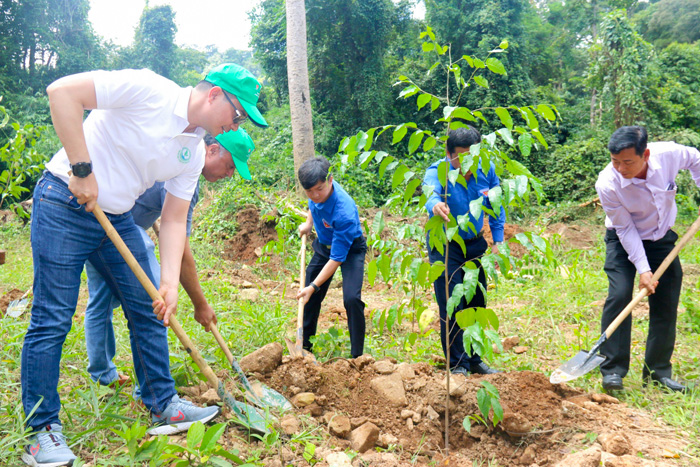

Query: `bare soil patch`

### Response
(222, 206, 278, 263)
(0, 288, 24, 316)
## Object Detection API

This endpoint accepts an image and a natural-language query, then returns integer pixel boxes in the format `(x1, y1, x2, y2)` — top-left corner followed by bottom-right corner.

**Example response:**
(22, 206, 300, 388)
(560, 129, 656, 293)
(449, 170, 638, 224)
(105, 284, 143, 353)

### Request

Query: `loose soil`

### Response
(0, 288, 24, 316)
(223, 206, 278, 263)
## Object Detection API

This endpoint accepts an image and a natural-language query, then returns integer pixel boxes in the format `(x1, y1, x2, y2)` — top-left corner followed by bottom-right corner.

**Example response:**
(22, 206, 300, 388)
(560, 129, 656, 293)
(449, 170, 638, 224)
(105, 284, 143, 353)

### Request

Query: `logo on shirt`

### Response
(177, 147, 191, 163)
(322, 219, 332, 229)
(481, 189, 489, 197)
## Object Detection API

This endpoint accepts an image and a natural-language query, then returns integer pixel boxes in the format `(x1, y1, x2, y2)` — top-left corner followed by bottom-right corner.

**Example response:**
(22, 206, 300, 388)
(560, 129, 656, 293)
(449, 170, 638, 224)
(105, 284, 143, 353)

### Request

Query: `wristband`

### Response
(310, 282, 320, 293)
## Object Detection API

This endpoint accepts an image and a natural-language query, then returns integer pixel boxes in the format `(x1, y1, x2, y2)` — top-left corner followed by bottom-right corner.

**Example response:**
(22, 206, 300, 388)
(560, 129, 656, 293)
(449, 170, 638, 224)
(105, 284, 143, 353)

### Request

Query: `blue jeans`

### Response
(85, 227, 160, 401)
(22, 172, 176, 430)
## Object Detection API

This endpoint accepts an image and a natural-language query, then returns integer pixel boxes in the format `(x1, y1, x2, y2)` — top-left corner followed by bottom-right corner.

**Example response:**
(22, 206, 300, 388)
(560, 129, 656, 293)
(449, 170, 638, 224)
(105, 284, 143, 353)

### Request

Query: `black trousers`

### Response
(600, 229, 683, 379)
(428, 235, 488, 370)
(303, 237, 367, 358)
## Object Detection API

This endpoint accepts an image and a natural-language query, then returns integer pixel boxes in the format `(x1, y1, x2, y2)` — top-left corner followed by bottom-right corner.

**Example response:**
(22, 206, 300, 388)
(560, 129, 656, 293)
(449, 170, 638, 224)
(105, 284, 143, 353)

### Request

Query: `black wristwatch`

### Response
(310, 283, 320, 293)
(70, 161, 93, 178)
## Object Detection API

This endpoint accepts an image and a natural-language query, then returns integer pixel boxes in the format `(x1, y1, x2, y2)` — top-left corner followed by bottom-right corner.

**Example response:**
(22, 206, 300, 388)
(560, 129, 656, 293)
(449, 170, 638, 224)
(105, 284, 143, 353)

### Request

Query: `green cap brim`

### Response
(232, 156, 252, 180)
(238, 99, 268, 128)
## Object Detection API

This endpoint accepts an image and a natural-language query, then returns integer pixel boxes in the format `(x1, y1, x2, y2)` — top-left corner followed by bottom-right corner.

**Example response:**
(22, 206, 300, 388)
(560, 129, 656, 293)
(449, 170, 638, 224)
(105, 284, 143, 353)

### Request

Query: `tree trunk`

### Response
(589, 88, 597, 127)
(286, 0, 315, 194)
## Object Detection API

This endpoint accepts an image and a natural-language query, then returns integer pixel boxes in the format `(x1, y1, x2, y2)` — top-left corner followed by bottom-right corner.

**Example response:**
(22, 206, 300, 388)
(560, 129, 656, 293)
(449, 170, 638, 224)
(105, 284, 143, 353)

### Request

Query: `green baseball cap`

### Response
(205, 63, 268, 128)
(216, 128, 256, 180)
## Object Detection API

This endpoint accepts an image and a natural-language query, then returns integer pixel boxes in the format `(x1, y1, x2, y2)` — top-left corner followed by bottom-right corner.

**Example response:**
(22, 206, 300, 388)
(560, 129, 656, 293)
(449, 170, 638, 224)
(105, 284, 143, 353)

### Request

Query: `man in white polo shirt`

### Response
(21, 64, 267, 467)
(596, 125, 700, 394)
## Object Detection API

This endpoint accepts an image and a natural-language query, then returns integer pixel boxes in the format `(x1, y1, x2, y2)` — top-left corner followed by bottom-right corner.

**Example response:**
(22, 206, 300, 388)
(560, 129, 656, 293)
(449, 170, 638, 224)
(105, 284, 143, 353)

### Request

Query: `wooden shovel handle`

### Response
(604, 215, 700, 338)
(210, 323, 235, 364)
(295, 234, 307, 342)
(92, 204, 222, 390)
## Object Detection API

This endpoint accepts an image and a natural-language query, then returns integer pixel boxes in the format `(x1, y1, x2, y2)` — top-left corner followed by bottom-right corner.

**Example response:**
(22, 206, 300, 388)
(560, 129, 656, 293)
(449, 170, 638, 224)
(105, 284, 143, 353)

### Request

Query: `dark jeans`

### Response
(303, 237, 367, 358)
(22, 172, 176, 430)
(428, 235, 488, 370)
(600, 229, 683, 379)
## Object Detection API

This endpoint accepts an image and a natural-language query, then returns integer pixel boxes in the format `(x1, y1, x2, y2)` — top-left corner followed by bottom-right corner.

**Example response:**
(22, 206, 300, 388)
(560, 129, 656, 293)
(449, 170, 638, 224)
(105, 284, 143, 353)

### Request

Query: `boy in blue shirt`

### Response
(423, 126, 505, 376)
(296, 157, 367, 358)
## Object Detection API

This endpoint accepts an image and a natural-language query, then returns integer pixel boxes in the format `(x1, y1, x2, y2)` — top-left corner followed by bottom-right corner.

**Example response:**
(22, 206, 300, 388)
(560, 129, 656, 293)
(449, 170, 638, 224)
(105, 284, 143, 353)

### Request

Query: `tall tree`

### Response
(286, 0, 315, 178)
(132, 5, 177, 79)
(587, 9, 656, 128)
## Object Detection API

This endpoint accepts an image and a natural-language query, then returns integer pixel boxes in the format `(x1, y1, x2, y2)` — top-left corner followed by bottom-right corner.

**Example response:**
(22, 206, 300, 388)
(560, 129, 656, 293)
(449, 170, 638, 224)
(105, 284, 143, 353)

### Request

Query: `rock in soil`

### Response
(599, 432, 632, 456)
(280, 414, 300, 435)
(199, 388, 218, 406)
(327, 414, 351, 438)
(502, 335, 521, 352)
(554, 446, 602, 467)
(239, 342, 283, 374)
(291, 392, 315, 407)
(372, 359, 395, 374)
(370, 373, 407, 406)
(350, 422, 380, 453)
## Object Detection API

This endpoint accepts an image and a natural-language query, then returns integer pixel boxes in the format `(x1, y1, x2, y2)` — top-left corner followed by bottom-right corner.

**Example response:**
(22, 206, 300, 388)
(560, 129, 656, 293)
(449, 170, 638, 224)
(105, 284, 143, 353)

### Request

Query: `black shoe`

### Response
(602, 374, 624, 391)
(470, 362, 501, 375)
(644, 375, 687, 393)
(450, 366, 470, 376)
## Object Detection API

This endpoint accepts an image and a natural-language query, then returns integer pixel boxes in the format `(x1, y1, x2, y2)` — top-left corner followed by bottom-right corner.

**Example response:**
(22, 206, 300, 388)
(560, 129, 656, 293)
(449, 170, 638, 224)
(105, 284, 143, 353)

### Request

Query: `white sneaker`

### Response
(148, 395, 220, 435)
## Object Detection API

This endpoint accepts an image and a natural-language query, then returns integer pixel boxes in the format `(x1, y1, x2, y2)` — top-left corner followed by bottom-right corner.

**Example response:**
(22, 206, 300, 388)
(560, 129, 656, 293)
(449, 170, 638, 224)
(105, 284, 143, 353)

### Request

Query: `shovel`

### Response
(210, 323, 292, 411)
(93, 204, 269, 435)
(7, 287, 32, 318)
(285, 234, 315, 359)
(551, 215, 700, 384)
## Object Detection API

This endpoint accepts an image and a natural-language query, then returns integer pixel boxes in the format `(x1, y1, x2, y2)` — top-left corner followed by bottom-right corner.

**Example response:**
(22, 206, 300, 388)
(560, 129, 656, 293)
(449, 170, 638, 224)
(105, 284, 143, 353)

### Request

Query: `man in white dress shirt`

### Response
(595, 125, 700, 393)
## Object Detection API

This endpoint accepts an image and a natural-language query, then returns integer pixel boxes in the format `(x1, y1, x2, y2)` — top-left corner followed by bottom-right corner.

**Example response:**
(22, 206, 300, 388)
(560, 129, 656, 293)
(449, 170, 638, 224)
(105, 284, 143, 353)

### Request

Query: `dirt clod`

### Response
(350, 422, 379, 453)
(370, 373, 408, 406)
(239, 342, 283, 374)
(554, 446, 601, 467)
(599, 432, 632, 456)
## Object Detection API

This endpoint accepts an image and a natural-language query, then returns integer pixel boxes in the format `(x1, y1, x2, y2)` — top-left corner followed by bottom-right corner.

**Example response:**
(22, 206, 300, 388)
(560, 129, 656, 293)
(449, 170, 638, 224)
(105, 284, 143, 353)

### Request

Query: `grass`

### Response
(2, 213, 700, 464)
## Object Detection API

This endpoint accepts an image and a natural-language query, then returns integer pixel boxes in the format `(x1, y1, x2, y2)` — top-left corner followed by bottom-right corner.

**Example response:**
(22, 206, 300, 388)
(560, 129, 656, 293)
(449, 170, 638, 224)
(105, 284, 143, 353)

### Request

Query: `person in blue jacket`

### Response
(296, 157, 367, 358)
(423, 126, 505, 376)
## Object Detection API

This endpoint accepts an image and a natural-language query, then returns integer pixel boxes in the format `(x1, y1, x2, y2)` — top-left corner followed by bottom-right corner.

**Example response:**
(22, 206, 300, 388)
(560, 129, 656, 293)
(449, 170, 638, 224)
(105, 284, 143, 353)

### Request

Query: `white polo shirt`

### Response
(46, 68, 205, 214)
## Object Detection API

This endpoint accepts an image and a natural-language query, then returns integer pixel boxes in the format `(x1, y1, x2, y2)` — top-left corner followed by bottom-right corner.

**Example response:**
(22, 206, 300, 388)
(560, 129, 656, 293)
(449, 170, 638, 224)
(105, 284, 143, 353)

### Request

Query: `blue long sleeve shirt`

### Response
(423, 158, 506, 243)
(309, 181, 363, 262)
(130, 181, 200, 237)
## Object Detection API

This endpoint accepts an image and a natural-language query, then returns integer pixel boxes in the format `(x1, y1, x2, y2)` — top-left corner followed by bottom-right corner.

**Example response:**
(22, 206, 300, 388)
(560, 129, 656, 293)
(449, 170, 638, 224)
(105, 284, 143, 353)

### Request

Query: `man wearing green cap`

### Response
(83, 130, 255, 394)
(22, 63, 265, 467)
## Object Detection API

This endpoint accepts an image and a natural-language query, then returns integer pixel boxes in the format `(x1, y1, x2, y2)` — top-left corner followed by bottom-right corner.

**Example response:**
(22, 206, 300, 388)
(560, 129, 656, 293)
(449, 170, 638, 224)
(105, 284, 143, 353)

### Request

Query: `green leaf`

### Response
(452, 107, 477, 122)
(462, 416, 472, 433)
(531, 128, 548, 148)
(429, 262, 445, 282)
(463, 55, 475, 68)
(417, 262, 430, 285)
(367, 260, 377, 286)
(408, 131, 424, 154)
(473, 58, 485, 68)
(423, 136, 437, 152)
(518, 133, 533, 157)
(461, 266, 480, 303)
(488, 186, 503, 217)
(486, 57, 506, 75)
(399, 85, 419, 99)
(443, 106, 456, 120)
(403, 178, 422, 203)
(491, 399, 504, 426)
(431, 96, 441, 111)
(186, 422, 205, 450)
(392, 164, 410, 189)
(379, 155, 396, 177)
(359, 151, 374, 169)
(477, 387, 491, 420)
(473, 76, 489, 88)
(522, 107, 539, 129)
(496, 128, 514, 146)
(446, 284, 465, 318)
(378, 254, 392, 282)
(455, 308, 476, 329)
(499, 40, 509, 49)
(469, 197, 484, 220)
(485, 308, 499, 330)
(417, 94, 431, 110)
(536, 104, 556, 121)
(392, 125, 408, 145)
(372, 210, 385, 235)
(422, 42, 435, 52)
(200, 423, 226, 453)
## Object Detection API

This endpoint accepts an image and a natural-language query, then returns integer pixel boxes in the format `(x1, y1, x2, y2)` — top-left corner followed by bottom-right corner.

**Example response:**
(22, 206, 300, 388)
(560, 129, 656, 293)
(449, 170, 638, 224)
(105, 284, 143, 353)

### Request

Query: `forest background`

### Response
(2, 0, 700, 213)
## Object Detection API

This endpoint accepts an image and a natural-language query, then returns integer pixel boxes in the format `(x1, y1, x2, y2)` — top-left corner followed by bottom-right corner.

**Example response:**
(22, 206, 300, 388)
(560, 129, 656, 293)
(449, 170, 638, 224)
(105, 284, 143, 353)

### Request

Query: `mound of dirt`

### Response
(0, 288, 24, 316)
(223, 206, 278, 263)
(236, 357, 687, 466)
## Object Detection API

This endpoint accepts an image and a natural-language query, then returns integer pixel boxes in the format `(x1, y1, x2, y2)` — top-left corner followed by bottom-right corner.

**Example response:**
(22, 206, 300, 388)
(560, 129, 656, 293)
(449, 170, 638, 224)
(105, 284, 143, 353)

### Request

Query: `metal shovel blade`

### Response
(216, 382, 268, 435)
(230, 357, 293, 411)
(7, 298, 29, 318)
(550, 350, 606, 384)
